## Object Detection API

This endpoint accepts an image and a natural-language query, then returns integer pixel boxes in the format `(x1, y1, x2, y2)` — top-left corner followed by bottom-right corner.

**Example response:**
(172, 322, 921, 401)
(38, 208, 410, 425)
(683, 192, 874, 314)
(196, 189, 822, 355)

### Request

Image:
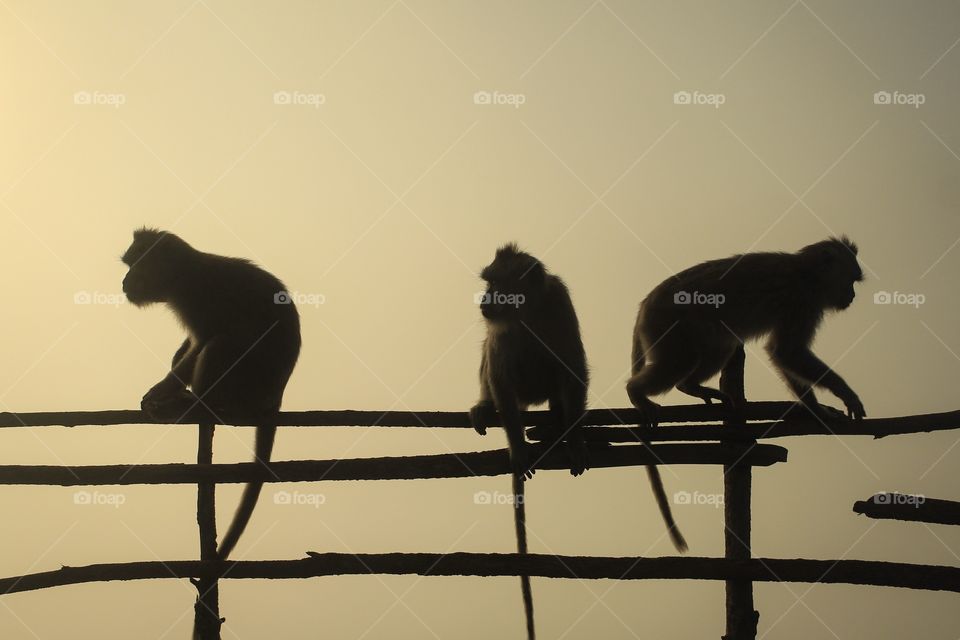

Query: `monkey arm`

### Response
(469, 351, 497, 435)
(169, 339, 201, 385)
(771, 347, 865, 420)
(489, 385, 534, 479)
(143, 339, 201, 404)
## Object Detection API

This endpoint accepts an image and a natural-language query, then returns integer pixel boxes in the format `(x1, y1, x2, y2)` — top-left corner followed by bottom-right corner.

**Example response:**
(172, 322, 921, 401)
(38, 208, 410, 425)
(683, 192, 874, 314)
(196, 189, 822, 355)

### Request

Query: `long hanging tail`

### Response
(512, 471, 536, 640)
(217, 424, 277, 560)
(643, 442, 687, 552)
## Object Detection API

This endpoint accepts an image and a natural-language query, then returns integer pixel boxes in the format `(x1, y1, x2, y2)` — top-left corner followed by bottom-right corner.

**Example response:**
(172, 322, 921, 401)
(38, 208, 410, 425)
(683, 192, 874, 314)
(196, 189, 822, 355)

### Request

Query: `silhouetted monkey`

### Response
(121, 228, 301, 560)
(627, 236, 866, 422)
(469, 243, 589, 640)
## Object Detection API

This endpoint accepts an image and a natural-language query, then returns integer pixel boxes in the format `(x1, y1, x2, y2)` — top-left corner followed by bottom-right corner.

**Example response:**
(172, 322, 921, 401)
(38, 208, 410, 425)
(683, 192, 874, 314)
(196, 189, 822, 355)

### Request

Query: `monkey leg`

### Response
(627, 355, 696, 427)
(676, 348, 737, 407)
(551, 389, 589, 477)
(676, 382, 729, 405)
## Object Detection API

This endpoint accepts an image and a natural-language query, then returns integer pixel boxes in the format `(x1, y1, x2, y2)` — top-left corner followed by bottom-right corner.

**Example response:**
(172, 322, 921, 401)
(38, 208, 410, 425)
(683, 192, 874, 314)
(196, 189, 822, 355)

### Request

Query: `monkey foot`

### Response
(634, 399, 661, 428)
(566, 441, 590, 477)
(141, 389, 202, 422)
(510, 447, 536, 480)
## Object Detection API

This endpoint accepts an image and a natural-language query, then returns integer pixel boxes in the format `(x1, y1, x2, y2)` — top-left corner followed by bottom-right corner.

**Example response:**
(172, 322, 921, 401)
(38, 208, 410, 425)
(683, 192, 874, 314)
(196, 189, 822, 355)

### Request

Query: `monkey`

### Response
(121, 228, 301, 561)
(469, 243, 590, 640)
(627, 236, 867, 425)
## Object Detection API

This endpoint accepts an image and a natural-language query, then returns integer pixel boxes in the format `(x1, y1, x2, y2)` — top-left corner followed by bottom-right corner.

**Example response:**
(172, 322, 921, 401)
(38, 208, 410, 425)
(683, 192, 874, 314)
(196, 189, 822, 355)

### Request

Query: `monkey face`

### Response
(121, 228, 190, 306)
(803, 236, 863, 311)
(122, 268, 162, 306)
(826, 254, 862, 310)
(478, 244, 546, 323)
(478, 281, 527, 322)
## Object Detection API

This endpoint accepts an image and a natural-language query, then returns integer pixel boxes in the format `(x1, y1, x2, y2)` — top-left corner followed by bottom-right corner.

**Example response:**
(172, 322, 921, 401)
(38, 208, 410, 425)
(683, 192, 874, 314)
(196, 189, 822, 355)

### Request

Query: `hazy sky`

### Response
(3, 1, 960, 638)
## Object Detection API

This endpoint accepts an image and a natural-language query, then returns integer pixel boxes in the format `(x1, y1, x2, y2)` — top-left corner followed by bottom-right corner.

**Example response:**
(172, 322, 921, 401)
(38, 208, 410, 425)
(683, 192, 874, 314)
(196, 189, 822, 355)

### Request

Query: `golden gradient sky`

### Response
(3, 1, 960, 638)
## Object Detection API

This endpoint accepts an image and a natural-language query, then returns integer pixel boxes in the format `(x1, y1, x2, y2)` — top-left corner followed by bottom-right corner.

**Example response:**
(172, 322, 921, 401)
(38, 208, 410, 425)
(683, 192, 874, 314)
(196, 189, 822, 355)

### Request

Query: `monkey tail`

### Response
(643, 442, 688, 553)
(512, 471, 536, 640)
(217, 424, 277, 560)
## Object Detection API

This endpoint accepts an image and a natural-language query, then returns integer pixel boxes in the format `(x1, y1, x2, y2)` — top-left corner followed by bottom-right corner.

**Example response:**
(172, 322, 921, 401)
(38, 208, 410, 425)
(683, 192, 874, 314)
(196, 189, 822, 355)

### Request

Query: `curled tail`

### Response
(644, 440, 688, 553)
(512, 471, 535, 640)
(217, 424, 276, 560)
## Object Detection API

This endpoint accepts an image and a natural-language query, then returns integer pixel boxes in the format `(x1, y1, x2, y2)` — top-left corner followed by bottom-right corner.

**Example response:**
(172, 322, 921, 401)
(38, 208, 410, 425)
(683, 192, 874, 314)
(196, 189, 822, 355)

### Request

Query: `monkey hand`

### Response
(469, 401, 498, 436)
(840, 392, 866, 421)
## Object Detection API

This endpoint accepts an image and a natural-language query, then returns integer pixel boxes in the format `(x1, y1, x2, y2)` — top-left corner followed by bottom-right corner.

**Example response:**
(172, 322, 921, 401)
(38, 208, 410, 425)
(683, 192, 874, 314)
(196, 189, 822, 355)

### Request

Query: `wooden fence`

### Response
(0, 353, 958, 638)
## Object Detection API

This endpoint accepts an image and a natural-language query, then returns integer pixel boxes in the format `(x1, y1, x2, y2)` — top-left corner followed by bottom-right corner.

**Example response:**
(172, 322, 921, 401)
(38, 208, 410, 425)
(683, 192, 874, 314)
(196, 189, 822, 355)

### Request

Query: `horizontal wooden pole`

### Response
(0, 403, 801, 428)
(1, 553, 957, 595)
(853, 494, 960, 526)
(0, 443, 786, 486)
(0, 406, 956, 442)
(534, 410, 960, 442)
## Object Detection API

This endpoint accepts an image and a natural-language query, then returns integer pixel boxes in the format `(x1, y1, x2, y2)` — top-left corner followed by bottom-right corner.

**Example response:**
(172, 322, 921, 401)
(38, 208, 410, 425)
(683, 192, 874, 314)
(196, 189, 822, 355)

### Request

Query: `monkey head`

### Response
(121, 228, 193, 306)
(477, 243, 546, 323)
(799, 236, 863, 310)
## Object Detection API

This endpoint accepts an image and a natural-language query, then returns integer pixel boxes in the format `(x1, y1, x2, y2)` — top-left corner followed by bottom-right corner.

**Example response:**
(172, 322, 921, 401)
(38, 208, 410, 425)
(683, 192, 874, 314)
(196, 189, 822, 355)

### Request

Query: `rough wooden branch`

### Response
(2, 554, 957, 595)
(853, 494, 960, 526)
(0, 402, 804, 427)
(546, 409, 960, 443)
(0, 443, 787, 486)
(0, 407, 956, 440)
(193, 423, 222, 640)
(720, 345, 758, 640)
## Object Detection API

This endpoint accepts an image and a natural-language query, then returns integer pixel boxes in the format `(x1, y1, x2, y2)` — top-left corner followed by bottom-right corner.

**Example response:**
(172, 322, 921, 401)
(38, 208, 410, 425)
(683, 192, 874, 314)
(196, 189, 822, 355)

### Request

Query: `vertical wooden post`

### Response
(192, 423, 222, 640)
(720, 345, 759, 640)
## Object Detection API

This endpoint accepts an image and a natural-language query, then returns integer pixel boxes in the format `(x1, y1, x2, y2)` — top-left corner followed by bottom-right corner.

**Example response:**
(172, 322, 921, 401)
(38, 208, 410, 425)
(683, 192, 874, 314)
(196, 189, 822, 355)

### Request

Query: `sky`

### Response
(3, 1, 960, 638)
